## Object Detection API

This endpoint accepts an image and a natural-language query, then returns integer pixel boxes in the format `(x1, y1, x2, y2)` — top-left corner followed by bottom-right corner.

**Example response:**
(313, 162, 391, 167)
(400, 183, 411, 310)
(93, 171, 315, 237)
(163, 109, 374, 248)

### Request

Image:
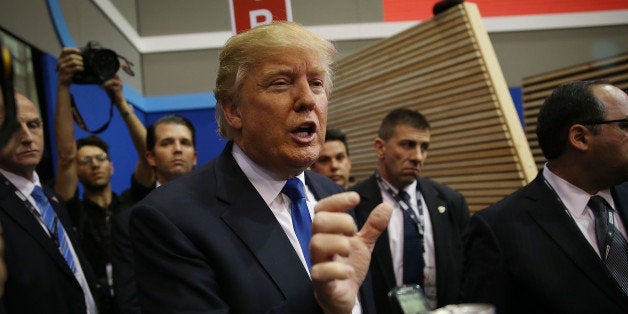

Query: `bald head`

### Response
(0, 93, 44, 180)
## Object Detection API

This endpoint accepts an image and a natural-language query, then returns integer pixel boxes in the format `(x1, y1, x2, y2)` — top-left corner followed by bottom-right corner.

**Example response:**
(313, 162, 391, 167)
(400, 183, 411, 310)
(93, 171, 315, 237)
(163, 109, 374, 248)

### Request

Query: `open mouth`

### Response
(292, 122, 317, 137)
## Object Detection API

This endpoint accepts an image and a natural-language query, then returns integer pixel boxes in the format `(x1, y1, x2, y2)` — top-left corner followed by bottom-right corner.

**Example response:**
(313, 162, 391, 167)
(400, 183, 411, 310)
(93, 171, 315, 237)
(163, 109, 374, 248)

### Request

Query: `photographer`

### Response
(54, 47, 155, 313)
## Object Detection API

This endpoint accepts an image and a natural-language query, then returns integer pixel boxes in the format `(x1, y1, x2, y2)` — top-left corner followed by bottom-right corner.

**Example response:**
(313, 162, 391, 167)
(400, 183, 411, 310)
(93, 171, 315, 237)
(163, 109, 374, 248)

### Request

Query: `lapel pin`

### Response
(438, 205, 446, 213)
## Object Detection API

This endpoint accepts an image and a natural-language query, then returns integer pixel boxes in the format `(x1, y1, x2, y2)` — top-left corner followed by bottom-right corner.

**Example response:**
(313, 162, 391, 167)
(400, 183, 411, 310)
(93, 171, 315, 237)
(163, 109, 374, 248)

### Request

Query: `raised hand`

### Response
(310, 191, 392, 314)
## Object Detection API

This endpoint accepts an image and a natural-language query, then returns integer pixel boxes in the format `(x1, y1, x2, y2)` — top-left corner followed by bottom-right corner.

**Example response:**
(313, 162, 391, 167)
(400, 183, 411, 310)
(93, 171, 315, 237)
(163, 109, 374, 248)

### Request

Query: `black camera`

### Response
(72, 41, 120, 85)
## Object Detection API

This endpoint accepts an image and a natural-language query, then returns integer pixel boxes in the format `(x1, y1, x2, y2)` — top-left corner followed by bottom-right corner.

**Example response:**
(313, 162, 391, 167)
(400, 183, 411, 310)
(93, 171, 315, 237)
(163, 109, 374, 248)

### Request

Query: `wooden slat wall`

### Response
(522, 53, 628, 170)
(328, 2, 537, 214)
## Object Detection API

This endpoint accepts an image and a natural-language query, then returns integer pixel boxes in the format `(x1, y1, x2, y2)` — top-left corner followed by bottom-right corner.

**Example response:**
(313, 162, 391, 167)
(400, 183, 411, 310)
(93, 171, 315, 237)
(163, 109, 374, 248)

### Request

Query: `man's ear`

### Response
(373, 137, 385, 159)
(220, 98, 242, 130)
(568, 124, 591, 152)
(145, 151, 156, 167)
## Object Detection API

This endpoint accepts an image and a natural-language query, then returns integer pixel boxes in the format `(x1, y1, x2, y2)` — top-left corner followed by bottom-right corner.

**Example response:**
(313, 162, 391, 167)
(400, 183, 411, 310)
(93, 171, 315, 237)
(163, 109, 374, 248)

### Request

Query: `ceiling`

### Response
(99, 0, 628, 54)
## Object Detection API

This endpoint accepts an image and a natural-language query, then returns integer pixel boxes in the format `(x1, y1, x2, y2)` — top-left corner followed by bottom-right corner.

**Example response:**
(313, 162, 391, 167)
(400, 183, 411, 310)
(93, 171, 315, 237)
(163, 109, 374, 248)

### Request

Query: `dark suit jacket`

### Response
(0, 173, 100, 314)
(351, 174, 470, 313)
(129, 143, 375, 313)
(110, 177, 155, 314)
(461, 171, 628, 313)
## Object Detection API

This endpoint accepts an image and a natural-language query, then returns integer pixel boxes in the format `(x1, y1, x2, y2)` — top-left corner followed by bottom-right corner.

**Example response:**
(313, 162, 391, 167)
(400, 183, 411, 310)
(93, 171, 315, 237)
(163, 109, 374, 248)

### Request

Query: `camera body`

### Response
(72, 41, 120, 85)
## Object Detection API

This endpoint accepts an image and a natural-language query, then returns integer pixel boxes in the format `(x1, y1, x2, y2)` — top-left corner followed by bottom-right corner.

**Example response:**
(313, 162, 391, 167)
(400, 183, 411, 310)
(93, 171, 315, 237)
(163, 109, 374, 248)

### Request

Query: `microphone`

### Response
(433, 0, 464, 16)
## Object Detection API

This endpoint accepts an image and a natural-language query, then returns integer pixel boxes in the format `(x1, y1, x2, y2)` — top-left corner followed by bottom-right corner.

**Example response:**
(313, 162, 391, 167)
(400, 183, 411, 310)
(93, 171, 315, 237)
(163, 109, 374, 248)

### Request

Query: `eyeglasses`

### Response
(581, 118, 628, 126)
(581, 118, 628, 131)
(77, 153, 109, 166)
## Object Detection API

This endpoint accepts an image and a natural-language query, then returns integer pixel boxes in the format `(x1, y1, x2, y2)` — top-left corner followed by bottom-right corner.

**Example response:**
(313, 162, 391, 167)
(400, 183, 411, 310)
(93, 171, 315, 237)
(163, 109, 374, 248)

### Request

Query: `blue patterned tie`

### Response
(588, 195, 628, 295)
(282, 178, 312, 270)
(31, 186, 77, 274)
(399, 190, 425, 287)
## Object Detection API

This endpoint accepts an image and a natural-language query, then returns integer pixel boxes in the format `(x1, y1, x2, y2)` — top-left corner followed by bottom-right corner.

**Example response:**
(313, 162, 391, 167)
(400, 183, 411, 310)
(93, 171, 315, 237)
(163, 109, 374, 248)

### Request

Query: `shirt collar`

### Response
(231, 143, 305, 206)
(0, 168, 41, 196)
(542, 164, 614, 216)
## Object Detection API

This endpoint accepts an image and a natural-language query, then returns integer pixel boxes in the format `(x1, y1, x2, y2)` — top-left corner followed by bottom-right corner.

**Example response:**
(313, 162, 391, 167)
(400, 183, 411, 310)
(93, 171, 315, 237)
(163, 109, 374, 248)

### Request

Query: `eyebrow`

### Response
(262, 65, 327, 79)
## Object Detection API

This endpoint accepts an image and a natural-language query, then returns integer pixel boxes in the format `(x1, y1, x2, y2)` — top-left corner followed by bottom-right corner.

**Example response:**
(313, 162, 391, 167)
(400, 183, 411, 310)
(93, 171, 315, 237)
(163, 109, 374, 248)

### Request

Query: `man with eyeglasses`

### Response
(54, 48, 155, 313)
(462, 80, 628, 313)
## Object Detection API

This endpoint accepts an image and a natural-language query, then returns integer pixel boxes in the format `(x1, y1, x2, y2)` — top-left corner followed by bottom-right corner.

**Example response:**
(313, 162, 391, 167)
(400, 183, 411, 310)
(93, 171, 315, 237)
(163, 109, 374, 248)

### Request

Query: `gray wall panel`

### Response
(137, 0, 230, 35)
(0, 0, 61, 55)
(294, 0, 383, 25)
(142, 49, 220, 96)
(490, 25, 628, 86)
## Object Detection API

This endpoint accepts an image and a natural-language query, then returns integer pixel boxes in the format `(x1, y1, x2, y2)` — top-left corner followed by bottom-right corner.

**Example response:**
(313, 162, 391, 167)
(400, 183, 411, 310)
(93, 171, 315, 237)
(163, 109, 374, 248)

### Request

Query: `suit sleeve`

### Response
(111, 209, 140, 314)
(461, 212, 509, 308)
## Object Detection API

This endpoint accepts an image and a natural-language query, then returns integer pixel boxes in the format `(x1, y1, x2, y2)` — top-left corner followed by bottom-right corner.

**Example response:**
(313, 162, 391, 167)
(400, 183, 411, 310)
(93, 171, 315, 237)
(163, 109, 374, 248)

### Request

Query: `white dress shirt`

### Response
(0, 169, 98, 314)
(378, 179, 437, 307)
(543, 165, 627, 257)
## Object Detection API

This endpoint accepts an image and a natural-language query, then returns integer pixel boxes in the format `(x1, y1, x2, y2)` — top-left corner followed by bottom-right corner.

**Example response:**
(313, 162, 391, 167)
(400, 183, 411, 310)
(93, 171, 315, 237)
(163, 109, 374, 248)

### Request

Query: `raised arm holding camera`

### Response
(54, 47, 154, 313)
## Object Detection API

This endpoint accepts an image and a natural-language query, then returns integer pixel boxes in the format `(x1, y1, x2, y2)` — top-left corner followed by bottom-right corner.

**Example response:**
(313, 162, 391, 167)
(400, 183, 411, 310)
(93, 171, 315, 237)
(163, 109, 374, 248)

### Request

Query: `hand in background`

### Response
(56, 47, 82, 88)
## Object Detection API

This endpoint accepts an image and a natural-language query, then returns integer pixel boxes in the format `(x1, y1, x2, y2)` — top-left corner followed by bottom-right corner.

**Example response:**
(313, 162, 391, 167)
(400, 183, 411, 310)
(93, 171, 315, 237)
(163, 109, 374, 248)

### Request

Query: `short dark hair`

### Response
(146, 114, 196, 151)
(325, 128, 350, 156)
(378, 108, 431, 140)
(537, 80, 608, 160)
(76, 135, 109, 155)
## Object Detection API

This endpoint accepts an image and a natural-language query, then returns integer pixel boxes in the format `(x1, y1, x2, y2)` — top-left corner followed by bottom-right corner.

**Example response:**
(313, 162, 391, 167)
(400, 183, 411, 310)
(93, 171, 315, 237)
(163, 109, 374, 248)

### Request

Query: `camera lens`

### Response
(90, 49, 120, 81)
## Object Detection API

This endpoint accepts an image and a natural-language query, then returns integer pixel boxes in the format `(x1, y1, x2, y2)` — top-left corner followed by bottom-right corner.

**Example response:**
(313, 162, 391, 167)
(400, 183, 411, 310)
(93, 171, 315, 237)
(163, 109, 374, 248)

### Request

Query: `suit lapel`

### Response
(525, 174, 626, 303)
(0, 178, 77, 278)
(216, 147, 311, 299)
(417, 179, 451, 286)
(358, 175, 398, 289)
(304, 171, 328, 200)
(418, 179, 449, 258)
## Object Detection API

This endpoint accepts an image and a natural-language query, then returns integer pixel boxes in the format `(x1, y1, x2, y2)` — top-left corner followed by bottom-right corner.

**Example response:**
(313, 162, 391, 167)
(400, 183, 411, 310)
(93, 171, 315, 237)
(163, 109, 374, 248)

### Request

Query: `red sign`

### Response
(230, 0, 293, 34)
(383, 0, 628, 22)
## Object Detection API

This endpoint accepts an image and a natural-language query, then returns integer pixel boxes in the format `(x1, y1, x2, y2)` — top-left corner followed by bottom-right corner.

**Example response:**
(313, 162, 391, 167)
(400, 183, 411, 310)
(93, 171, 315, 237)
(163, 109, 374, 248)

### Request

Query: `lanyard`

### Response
(0, 174, 56, 240)
(375, 171, 425, 237)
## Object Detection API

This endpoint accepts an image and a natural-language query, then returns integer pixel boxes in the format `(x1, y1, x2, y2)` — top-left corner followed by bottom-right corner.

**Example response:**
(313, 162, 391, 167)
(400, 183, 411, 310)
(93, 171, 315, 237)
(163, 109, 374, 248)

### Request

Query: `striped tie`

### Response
(588, 195, 628, 295)
(31, 186, 77, 274)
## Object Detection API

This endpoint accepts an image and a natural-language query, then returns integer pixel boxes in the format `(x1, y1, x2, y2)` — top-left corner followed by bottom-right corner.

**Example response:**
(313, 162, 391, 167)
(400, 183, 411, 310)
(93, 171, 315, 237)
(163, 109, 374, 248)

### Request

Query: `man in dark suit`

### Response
(0, 92, 100, 313)
(351, 108, 470, 312)
(129, 21, 392, 314)
(462, 80, 628, 313)
(111, 114, 198, 314)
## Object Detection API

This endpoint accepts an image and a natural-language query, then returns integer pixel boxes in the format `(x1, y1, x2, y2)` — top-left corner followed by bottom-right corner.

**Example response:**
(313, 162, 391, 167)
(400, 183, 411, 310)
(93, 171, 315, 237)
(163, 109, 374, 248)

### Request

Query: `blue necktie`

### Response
(282, 178, 312, 270)
(31, 186, 77, 274)
(399, 190, 425, 287)
(588, 195, 628, 295)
